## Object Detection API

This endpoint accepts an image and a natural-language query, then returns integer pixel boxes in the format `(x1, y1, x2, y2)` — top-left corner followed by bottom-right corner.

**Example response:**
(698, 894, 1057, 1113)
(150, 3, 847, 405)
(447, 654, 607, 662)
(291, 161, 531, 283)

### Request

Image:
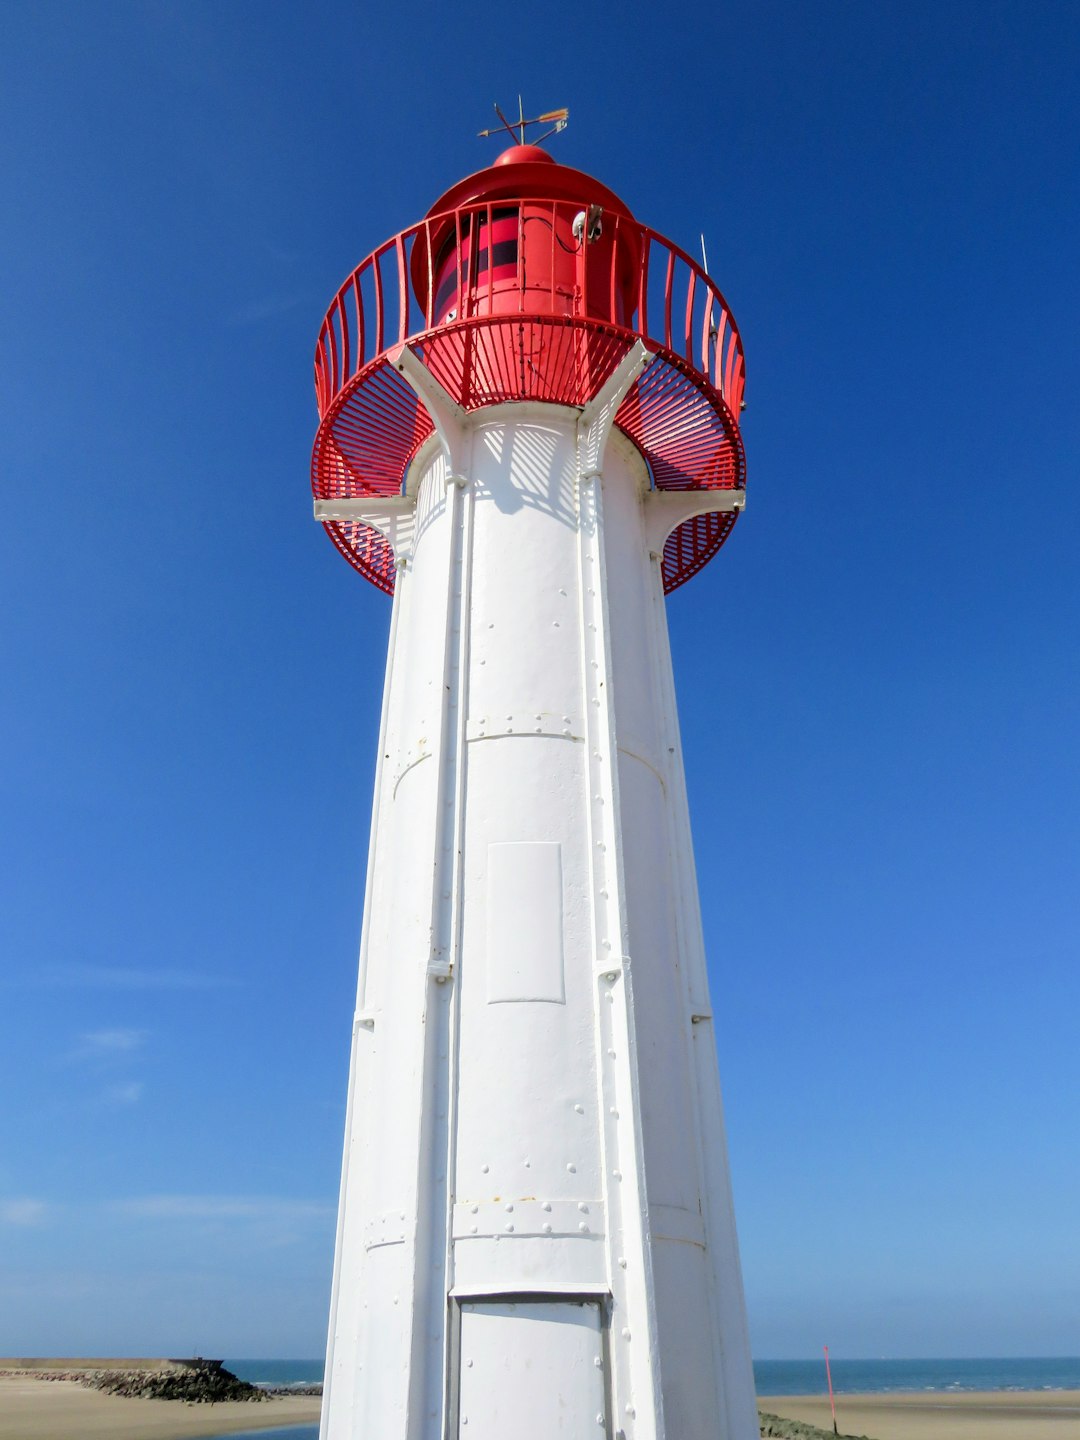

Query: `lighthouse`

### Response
(310, 119, 757, 1440)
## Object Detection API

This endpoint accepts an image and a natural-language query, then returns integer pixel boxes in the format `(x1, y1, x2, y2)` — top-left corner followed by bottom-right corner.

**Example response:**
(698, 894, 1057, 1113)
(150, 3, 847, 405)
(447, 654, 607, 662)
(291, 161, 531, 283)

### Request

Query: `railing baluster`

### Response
(425, 220, 434, 329)
(609, 213, 619, 323)
(712, 310, 727, 392)
(489, 203, 498, 312)
(550, 200, 557, 311)
(732, 349, 745, 416)
(454, 209, 464, 321)
(517, 202, 524, 314)
(584, 203, 593, 321)
(315, 340, 327, 414)
(684, 268, 696, 366)
(396, 233, 409, 345)
(638, 233, 649, 337)
(373, 249, 384, 356)
(352, 270, 365, 375)
(700, 290, 713, 378)
(664, 248, 675, 351)
(338, 291, 350, 383)
(328, 313, 339, 399)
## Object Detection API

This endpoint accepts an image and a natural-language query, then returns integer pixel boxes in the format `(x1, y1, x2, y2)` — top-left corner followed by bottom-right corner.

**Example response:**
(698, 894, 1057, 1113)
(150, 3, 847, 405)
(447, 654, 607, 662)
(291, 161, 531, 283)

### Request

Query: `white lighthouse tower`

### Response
(310, 120, 757, 1440)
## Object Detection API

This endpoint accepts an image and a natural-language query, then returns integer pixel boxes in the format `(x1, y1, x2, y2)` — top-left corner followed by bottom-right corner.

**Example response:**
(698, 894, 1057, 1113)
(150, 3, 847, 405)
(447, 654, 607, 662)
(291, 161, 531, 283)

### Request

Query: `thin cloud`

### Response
(26, 965, 232, 991)
(63, 1029, 148, 1072)
(62, 1032, 147, 1102)
(73, 1028, 148, 1058)
(227, 291, 308, 326)
(113, 1195, 333, 1223)
(1, 1199, 48, 1226)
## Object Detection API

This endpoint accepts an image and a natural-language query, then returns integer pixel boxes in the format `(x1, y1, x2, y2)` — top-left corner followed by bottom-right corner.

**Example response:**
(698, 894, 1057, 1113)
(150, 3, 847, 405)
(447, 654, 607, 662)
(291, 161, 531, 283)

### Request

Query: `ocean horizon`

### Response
(227, 1354, 1080, 1396)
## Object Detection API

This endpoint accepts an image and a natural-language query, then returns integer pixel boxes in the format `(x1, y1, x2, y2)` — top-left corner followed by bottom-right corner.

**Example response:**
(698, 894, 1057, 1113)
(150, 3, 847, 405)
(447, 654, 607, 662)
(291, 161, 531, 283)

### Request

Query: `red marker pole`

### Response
(824, 1345, 838, 1436)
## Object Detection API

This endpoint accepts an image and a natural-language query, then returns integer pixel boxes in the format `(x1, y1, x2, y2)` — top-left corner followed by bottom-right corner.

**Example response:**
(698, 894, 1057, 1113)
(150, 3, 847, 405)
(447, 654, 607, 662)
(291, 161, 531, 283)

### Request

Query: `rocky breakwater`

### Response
(0, 1357, 269, 1404)
(93, 1359, 270, 1403)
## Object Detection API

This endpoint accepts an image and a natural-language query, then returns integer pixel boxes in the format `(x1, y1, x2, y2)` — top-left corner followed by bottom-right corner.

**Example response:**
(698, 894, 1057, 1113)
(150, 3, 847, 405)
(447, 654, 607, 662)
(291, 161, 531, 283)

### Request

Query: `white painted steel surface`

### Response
(318, 347, 757, 1440)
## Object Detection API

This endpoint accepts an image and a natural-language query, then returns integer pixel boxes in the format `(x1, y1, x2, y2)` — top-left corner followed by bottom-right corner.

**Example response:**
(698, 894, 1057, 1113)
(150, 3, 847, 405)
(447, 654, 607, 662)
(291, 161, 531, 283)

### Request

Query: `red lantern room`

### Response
(312, 141, 746, 594)
(415, 144, 640, 329)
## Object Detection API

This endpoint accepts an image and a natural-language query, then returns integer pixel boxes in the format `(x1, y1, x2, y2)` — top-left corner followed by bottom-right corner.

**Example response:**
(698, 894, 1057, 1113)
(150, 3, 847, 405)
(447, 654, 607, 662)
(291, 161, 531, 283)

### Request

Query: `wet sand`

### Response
(0, 1375, 320, 1439)
(763, 1389, 1080, 1440)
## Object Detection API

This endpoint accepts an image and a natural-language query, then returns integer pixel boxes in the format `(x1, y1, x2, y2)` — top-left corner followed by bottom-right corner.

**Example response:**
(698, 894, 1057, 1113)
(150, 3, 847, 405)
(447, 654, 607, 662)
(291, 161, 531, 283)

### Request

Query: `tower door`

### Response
(456, 1298, 608, 1438)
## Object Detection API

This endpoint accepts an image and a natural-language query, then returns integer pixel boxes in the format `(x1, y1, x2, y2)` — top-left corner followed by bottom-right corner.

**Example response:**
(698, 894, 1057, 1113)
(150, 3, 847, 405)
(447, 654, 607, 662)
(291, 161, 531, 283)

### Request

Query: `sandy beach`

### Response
(0, 1374, 320, 1440)
(763, 1389, 1080, 1440)
(5, 1375, 1080, 1440)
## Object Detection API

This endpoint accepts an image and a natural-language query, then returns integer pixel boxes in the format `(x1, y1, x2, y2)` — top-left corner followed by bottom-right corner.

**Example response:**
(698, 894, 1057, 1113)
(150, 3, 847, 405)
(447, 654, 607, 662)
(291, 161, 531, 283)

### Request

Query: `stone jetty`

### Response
(0, 1357, 270, 1403)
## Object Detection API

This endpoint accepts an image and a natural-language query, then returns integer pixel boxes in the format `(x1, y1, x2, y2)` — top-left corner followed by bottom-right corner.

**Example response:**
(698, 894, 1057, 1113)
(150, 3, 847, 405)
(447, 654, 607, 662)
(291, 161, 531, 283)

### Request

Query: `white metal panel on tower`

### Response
(457, 1299, 607, 1438)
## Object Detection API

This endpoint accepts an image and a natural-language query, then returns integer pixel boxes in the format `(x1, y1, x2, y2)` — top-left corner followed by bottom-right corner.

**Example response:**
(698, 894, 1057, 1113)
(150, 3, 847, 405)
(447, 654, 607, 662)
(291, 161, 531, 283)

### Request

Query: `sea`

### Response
(215, 1355, 1080, 1438)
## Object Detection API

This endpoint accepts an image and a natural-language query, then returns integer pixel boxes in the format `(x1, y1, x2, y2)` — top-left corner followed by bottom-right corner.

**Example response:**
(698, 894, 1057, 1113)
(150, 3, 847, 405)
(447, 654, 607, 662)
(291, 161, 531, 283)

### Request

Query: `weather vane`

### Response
(478, 96, 569, 147)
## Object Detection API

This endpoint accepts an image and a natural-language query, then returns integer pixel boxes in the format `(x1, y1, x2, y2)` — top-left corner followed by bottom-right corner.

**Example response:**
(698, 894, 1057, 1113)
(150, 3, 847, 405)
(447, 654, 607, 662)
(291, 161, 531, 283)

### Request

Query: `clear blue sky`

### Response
(1, 0, 1077, 1361)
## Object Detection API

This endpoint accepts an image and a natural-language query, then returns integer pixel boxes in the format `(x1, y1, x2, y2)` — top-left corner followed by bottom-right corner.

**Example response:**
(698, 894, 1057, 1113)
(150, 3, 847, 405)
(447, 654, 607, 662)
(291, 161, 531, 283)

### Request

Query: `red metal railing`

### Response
(311, 199, 747, 593)
(314, 200, 745, 425)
